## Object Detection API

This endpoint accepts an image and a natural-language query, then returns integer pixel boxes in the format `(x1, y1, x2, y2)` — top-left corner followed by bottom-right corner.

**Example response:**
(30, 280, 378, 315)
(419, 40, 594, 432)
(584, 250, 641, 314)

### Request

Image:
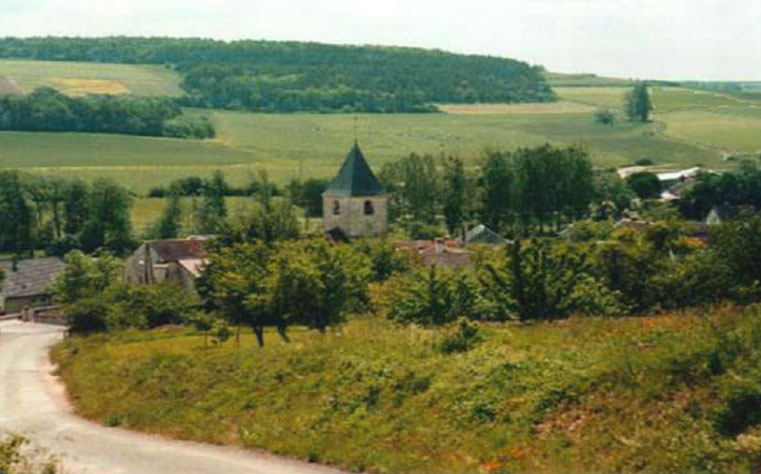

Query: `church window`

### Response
(333, 200, 341, 215)
(364, 200, 374, 215)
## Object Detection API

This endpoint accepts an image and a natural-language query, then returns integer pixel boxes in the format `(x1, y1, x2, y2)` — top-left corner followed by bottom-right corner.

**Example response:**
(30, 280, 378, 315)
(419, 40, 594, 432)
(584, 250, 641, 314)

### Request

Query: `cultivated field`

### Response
(0, 59, 183, 96)
(0, 107, 720, 193)
(1, 61, 759, 207)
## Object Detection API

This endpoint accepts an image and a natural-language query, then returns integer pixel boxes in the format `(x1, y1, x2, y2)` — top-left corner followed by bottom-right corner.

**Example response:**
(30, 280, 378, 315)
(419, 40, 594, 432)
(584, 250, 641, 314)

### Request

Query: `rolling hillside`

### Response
(0, 59, 182, 96)
(0, 37, 555, 112)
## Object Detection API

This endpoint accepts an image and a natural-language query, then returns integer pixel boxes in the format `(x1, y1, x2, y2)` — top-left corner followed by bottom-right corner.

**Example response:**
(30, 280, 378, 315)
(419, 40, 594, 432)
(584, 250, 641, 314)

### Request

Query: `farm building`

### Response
(323, 142, 388, 239)
(0, 257, 64, 314)
(464, 224, 506, 245)
(125, 237, 209, 291)
(705, 205, 756, 226)
(396, 239, 472, 268)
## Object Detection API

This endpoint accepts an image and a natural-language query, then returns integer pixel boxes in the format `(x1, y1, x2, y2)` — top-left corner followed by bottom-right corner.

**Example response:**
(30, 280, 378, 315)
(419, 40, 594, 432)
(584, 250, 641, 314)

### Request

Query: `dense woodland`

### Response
(0, 37, 556, 112)
(0, 87, 215, 138)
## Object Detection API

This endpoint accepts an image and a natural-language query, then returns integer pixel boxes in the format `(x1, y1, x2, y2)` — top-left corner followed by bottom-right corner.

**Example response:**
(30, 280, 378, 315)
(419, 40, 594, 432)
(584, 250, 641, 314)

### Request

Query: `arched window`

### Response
(333, 200, 341, 215)
(364, 200, 374, 215)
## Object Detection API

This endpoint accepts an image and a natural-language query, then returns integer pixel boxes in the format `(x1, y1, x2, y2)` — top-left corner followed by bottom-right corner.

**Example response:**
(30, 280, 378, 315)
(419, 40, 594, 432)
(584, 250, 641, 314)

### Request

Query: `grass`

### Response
(0, 59, 183, 96)
(1, 59, 759, 192)
(0, 108, 720, 193)
(554, 87, 629, 108)
(652, 87, 754, 112)
(52, 304, 761, 473)
(657, 111, 761, 153)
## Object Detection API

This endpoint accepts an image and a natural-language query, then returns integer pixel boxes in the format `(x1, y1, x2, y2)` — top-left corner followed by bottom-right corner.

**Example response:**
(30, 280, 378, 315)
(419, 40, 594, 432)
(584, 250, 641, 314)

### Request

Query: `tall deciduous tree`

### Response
(80, 178, 133, 254)
(0, 171, 34, 255)
(196, 170, 228, 234)
(625, 82, 652, 122)
(442, 155, 467, 237)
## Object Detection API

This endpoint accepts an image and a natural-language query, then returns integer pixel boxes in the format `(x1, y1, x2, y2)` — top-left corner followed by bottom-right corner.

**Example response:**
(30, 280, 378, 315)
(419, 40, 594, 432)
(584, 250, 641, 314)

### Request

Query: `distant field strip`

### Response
(438, 101, 594, 115)
(0, 108, 721, 193)
(0, 59, 183, 96)
(554, 87, 628, 108)
(657, 111, 761, 153)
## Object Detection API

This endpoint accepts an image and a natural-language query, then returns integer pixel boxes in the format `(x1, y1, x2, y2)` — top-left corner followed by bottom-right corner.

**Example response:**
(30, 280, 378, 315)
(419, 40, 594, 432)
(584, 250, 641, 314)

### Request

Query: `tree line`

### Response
(379, 144, 614, 237)
(0, 37, 556, 113)
(0, 170, 303, 257)
(0, 87, 214, 138)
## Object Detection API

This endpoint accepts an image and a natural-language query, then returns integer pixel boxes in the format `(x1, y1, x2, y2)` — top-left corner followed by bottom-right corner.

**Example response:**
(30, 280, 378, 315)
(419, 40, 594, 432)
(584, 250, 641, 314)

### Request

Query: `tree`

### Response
(479, 151, 513, 231)
(625, 82, 652, 122)
(153, 189, 183, 239)
(594, 108, 616, 126)
(196, 170, 228, 234)
(49, 250, 123, 305)
(0, 171, 34, 255)
(79, 178, 133, 254)
(442, 155, 467, 236)
(626, 171, 663, 199)
(379, 153, 439, 224)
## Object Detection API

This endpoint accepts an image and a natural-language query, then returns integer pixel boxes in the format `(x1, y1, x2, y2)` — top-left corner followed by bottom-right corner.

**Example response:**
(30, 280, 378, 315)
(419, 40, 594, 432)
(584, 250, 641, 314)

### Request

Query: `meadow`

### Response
(0, 108, 718, 194)
(0, 59, 183, 96)
(52, 305, 761, 473)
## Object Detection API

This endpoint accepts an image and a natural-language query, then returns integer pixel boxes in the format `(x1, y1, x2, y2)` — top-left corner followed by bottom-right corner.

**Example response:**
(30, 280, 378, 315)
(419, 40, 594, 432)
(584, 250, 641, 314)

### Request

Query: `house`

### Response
(322, 142, 388, 238)
(705, 205, 756, 226)
(0, 257, 64, 314)
(657, 167, 701, 187)
(396, 239, 472, 268)
(125, 237, 209, 291)
(464, 224, 506, 245)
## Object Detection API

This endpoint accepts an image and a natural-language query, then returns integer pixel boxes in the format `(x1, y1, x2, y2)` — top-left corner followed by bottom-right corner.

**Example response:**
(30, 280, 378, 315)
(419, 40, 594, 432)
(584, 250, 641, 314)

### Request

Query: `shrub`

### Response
(593, 108, 616, 126)
(437, 318, 485, 354)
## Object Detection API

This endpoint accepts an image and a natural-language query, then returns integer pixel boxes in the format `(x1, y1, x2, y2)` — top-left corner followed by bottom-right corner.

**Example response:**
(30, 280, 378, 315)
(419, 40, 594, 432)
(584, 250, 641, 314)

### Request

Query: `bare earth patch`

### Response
(438, 101, 594, 115)
(50, 78, 129, 95)
(0, 75, 21, 94)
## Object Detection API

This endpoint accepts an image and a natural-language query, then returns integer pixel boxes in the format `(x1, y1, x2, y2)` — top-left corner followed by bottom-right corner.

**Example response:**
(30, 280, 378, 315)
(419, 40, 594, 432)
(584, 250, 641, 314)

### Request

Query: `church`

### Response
(322, 142, 388, 238)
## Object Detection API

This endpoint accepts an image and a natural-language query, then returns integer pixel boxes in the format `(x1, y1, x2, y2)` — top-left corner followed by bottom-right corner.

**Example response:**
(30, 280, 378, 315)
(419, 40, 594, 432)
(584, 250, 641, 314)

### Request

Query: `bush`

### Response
(593, 108, 616, 126)
(437, 318, 484, 354)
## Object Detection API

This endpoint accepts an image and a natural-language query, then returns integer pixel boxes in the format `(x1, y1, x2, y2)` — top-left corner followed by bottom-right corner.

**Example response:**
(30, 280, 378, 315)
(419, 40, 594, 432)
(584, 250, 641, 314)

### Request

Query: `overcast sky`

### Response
(2, 0, 760, 81)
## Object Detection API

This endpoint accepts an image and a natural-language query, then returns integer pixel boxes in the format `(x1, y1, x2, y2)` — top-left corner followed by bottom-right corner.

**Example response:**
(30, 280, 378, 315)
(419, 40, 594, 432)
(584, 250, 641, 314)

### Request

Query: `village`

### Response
(0, 142, 736, 319)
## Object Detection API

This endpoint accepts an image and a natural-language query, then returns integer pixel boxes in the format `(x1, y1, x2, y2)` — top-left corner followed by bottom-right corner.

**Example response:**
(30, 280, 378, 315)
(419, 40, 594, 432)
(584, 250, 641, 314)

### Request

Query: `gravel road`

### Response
(0, 321, 343, 474)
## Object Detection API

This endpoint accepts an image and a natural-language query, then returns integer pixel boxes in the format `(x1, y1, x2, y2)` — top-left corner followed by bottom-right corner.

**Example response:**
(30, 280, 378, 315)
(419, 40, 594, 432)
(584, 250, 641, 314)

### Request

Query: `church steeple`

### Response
(323, 142, 385, 197)
(322, 142, 388, 238)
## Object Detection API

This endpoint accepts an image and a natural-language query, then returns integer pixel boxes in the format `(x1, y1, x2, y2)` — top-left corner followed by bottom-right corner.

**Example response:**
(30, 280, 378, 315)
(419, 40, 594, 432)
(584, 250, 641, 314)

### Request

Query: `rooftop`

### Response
(323, 142, 385, 197)
(0, 257, 64, 299)
(148, 239, 209, 263)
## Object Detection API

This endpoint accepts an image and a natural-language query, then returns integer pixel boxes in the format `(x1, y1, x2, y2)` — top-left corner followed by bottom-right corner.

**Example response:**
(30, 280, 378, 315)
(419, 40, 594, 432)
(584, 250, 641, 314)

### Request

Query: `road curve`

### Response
(0, 321, 344, 474)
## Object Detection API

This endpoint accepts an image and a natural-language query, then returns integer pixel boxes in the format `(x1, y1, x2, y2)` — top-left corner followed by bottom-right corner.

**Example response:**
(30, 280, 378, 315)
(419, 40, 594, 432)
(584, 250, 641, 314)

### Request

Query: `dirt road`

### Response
(0, 321, 342, 474)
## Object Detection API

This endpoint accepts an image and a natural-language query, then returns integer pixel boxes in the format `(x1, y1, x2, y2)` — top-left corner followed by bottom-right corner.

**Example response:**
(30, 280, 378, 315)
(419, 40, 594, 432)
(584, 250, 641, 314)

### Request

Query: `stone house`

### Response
(0, 257, 64, 314)
(124, 238, 209, 292)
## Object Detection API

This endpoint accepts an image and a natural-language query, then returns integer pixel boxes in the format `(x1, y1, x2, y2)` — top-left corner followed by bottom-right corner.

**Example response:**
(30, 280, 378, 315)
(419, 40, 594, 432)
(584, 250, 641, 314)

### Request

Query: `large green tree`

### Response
(625, 82, 652, 122)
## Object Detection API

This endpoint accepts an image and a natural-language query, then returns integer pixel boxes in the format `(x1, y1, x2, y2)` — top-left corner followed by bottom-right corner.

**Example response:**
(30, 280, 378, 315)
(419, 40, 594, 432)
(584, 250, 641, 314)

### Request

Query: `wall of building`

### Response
(322, 195, 388, 237)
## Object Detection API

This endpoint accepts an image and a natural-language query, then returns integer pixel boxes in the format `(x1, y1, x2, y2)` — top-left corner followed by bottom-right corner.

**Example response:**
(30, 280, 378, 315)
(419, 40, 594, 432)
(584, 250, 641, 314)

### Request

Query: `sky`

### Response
(2, 0, 760, 81)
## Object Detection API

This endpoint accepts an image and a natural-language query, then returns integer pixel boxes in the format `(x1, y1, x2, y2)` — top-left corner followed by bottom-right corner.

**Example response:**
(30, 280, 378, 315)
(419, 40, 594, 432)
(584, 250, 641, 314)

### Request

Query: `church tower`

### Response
(323, 142, 388, 238)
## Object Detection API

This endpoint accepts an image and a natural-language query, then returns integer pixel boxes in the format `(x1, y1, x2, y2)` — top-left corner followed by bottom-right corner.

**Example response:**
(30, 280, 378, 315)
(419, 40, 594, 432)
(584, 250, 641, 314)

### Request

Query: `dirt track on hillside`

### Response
(0, 321, 343, 474)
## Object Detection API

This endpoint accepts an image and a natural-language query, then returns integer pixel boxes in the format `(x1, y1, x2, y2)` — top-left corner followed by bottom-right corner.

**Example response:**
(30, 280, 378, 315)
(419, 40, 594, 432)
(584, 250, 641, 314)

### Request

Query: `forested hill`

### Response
(0, 37, 555, 112)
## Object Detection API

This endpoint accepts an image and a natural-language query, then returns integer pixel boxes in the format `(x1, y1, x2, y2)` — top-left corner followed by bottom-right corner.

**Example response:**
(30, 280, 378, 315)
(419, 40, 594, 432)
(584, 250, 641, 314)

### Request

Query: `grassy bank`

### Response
(53, 306, 761, 473)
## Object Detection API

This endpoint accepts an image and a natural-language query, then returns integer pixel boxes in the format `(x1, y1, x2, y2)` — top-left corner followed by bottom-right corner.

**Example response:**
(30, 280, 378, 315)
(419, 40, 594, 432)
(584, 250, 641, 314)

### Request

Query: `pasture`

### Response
(0, 59, 183, 96)
(0, 107, 720, 195)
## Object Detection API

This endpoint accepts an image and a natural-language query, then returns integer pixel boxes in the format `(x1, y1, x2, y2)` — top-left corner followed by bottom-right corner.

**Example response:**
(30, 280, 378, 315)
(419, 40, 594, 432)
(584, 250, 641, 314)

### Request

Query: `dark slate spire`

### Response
(323, 142, 385, 197)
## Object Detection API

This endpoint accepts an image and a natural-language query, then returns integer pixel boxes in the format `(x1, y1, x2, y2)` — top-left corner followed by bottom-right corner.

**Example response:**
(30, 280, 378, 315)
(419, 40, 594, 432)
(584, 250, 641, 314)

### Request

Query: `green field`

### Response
(1, 60, 760, 202)
(0, 108, 719, 194)
(658, 111, 761, 153)
(0, 59, 183, 96)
